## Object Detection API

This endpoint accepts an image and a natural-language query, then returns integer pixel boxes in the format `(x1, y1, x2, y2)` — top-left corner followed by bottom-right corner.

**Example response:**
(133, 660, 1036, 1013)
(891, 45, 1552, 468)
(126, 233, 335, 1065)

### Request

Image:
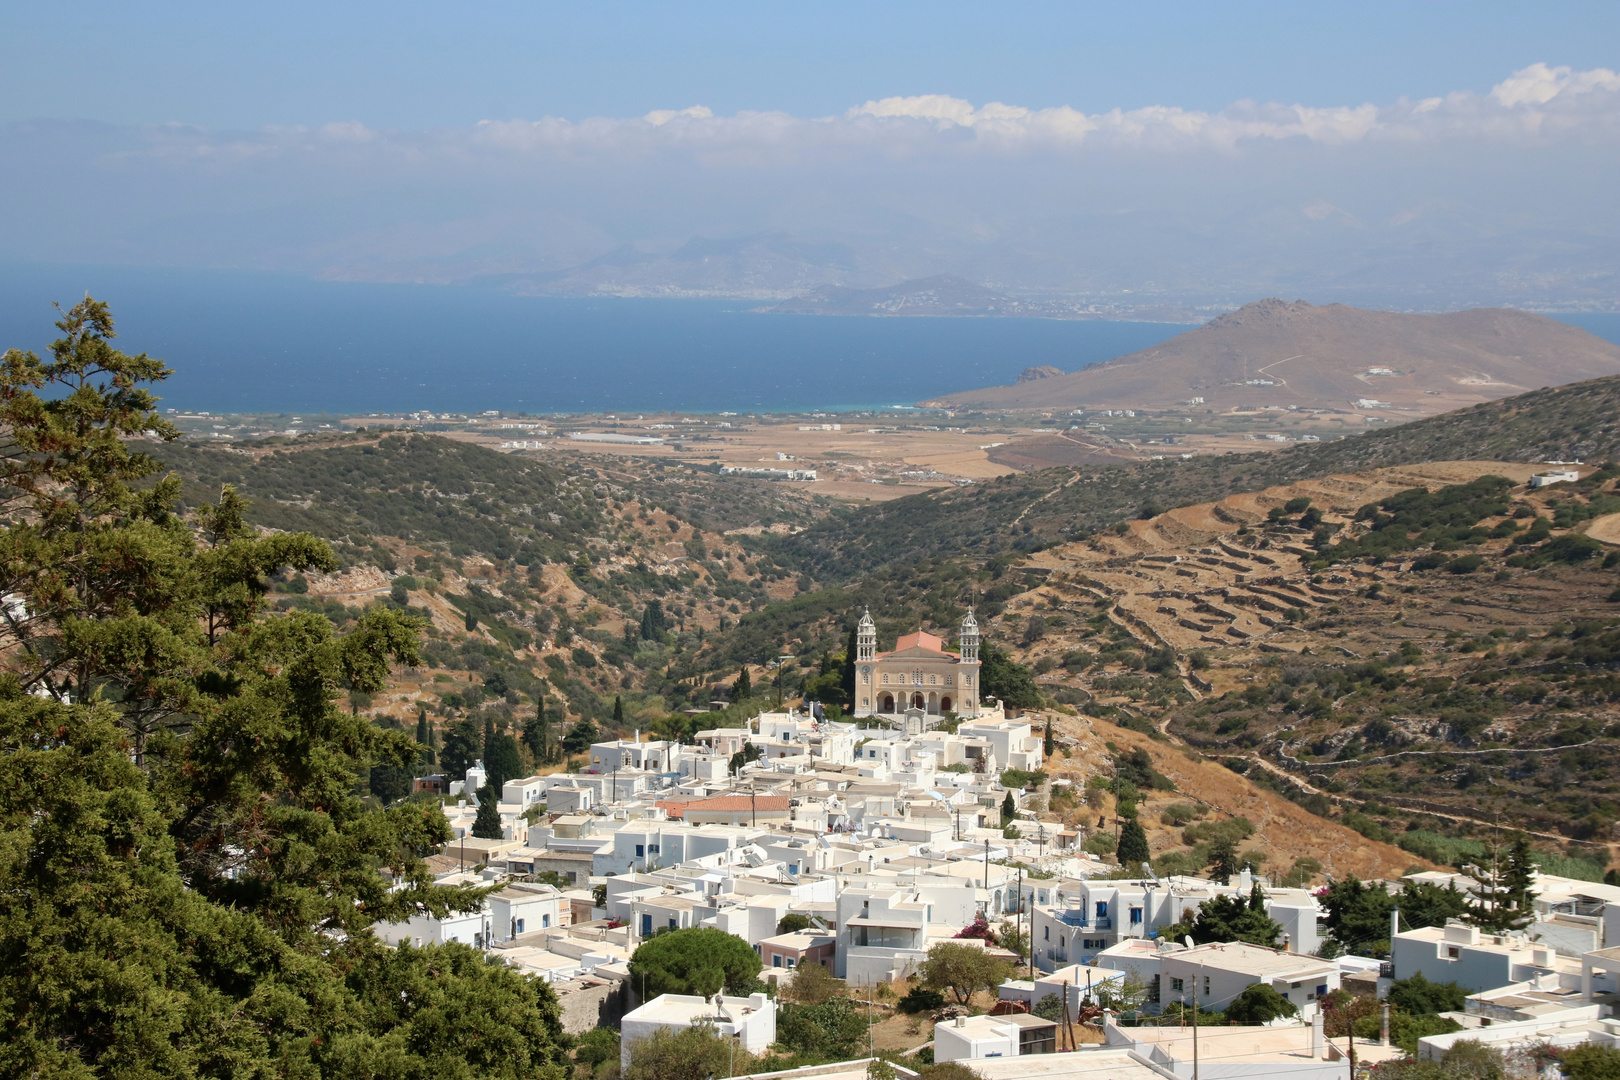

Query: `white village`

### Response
(378, 611, 1620, 1079)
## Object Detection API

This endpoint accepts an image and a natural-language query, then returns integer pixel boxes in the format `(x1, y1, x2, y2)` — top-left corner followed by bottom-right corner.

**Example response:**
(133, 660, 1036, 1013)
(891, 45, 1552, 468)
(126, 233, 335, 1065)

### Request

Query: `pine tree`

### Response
(1043, 717, 1055, 758)
(472, 785, 505, 839)
(1001, 789, 1017, 823)
(0, 299, 563, 1075)
(523, 698, 551, 763)
(735, 666, 752, 700)
(1116, 819, 1150, 867)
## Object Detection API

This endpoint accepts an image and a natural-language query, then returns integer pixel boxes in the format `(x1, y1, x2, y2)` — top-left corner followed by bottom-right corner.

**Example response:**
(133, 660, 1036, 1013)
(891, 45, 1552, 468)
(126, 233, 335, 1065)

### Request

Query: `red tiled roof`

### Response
(876, 630, 958, 659)
(658, 796, 792, 819)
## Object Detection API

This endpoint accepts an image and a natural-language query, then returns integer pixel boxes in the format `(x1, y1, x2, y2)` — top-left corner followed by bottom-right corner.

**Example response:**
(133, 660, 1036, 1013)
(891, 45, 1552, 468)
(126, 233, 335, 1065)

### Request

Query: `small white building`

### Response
(1530, 468, 1581, 489)
(1160, 941, 1339, 1016)
(934, 1013, 1057, 1063)
(487, 882, 566, 943)
(1392, 922, 1585, 994)
(619, 993, 775, 1070)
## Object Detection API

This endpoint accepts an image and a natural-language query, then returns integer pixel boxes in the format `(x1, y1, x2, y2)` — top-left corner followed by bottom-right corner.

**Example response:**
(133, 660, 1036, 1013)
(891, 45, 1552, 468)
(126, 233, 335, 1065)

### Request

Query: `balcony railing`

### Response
(1058, 912, 1112, 930)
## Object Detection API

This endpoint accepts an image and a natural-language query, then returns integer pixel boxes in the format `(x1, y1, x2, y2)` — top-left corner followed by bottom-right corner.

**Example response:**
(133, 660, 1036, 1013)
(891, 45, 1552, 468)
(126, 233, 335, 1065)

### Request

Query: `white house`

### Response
(835, 887, 933, 985)
(934, 1013, 1057, 1063)
(487, 882, 566, 943)
(1392, 922, 1586, 994)
(619, 993, 775, 1070)
(1160, 942, 1339, 1015)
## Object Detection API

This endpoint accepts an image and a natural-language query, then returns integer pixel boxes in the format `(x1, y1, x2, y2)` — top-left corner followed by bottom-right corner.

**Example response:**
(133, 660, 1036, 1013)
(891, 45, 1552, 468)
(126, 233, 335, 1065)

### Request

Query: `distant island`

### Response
(921, 298, 1620, 417)
(766, 274, 1196, 322)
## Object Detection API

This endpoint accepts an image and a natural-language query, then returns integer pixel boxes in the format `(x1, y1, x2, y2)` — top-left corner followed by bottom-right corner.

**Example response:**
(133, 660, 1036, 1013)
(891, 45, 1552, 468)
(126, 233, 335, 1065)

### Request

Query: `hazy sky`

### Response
(4, 2, 1619, 308)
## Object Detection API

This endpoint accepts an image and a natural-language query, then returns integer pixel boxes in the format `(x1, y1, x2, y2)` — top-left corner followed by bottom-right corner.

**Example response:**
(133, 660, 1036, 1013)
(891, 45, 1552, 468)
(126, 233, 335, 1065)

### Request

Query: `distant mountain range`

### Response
(920, 298, 1620, 415)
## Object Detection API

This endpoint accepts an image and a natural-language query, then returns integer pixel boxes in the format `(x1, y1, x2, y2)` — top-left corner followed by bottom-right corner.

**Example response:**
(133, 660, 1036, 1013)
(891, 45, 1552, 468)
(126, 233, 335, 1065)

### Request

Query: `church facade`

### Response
(851, 608, 984, 720)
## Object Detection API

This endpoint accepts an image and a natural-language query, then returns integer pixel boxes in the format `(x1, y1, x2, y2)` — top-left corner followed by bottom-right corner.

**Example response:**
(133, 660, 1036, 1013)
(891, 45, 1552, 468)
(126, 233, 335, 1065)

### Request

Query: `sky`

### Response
(4, 1, 1619, 310)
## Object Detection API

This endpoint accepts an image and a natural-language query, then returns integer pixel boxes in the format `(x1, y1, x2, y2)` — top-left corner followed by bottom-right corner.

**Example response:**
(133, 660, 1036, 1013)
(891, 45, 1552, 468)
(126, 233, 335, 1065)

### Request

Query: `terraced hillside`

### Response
(972, 462, 1620, 881)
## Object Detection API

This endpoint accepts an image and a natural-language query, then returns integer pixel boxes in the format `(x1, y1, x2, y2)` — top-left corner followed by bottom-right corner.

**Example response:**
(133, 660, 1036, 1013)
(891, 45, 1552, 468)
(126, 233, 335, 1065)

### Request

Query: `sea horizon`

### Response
(3, 263, 1618, 417)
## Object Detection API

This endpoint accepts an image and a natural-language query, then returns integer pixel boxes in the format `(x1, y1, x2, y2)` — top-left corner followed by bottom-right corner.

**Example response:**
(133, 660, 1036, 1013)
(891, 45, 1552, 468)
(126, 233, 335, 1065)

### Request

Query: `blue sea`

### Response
(2, 265, 1616, 415)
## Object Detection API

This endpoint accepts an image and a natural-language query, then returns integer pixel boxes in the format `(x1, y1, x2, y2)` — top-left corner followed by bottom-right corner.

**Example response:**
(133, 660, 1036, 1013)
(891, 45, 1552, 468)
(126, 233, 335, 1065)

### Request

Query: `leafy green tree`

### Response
(979, 640, 1040, 709)
(778, 996, 868, 1059)
(562, 718, 599, 755)
(628, 926, 763, 1000)
(1032, 993, 1064, 1021)
(777, 913, 812, 935)
(472, 785, 505, 839)
(441, 716, 483, 781)
(1562, 1043, 1620, 1080)
(573, 1026, 621, 1072)
(1321, 874, 1396, 954)
(625, 1021, 747, 1080)
(523, 698, 552, 763)
(484, 729, 523, 793)
(371, 762, 414, 805)
(1208, 837, 1238, 885)
(1224, 983, 1298, 1023)
(919, 941, 1011, 1005)
(1387, 973, 1468, 1015)
(1161, 884, 1284, 947)
(1398, 878, 1470, 930)
(0, 298, 566, 1077)
(1116, 819, 1150, 866)
(781, 959, 844, 1006)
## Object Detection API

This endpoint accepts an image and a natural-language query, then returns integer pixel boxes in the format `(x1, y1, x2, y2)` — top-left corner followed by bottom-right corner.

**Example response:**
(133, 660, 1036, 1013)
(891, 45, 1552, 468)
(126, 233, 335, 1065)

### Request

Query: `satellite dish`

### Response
(1183, 936, 1195, 949)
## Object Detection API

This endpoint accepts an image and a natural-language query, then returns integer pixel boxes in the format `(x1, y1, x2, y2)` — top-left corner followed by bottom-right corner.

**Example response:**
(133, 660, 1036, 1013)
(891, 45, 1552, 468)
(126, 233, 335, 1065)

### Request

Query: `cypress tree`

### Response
(415, 707, 435, 768)
(1117, 819, 1151, 867)
(612, 695, 625, 725)
(735, 666, 752, 700)
(841, 622, 858, 709)
(472, 785, 504, 839)
(1001, 789, 1017, 823)
(1043, 717, 1054, 758)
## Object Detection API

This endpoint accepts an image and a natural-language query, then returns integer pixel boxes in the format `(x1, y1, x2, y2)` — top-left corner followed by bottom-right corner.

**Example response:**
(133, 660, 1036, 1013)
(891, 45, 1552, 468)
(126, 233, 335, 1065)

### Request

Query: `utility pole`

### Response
(1191, 972, 1199, 1080)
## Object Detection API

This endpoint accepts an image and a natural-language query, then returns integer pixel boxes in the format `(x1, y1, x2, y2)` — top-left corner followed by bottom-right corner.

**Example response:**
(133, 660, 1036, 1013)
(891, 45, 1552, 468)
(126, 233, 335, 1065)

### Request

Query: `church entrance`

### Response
(880, 693, 895, 713)
(911, 692, 925, 710)
(941, 696, 953, 712)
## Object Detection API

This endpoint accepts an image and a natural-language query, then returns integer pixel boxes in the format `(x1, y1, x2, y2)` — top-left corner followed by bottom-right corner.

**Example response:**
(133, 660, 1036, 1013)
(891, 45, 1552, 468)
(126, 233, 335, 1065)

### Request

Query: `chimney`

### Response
(1391, 907, 1400, 942)
(956, 1016, 966, 1028)
(1282, 933, 1291, 953)
(1380, 1002, 1391, 1046)
(1311, 1011, 1324, 1059)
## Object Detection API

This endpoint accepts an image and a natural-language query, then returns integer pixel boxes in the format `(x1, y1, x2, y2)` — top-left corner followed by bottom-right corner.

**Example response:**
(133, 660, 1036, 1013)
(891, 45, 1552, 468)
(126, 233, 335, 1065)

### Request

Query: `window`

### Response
(668, 918, 677, 929)
(641, 914, 652, 936)
(542, 914, 551, 928)
(635, 844, 645, 857)
(1171, 978, 1184, 992)
(1043, 926, 1049, 941)
(946, 675, 954, 686)
(773, 955, 783, 968)
(649, 844, 660, 854)
(1447, 947, 1460, 959)
(1130, 907, 1142, 926)
(786, 957, 796, 968)
(1316, 985, 1328, 997)
(1203, 976, 1210, 996)
(1096, 902, 1108, 919)
(515, 919, 525, 935)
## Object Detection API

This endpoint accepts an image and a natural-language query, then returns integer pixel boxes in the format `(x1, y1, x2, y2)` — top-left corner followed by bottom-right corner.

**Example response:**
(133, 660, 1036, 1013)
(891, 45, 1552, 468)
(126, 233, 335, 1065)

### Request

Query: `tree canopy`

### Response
(628, 926, 763, 999)
(919, 941, 1011, 1005)
(0, 298, 569, 1077)
(1161, 884, 1284, 947)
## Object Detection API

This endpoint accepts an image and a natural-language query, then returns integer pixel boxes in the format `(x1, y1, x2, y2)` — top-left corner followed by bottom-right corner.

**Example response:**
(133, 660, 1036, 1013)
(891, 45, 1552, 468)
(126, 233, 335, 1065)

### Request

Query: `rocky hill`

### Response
(922, 298, 1620, 415)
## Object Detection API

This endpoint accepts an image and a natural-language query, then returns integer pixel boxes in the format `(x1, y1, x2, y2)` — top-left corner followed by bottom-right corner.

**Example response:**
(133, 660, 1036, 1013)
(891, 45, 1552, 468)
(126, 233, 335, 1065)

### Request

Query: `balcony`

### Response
(1058, 912, 1112, 931)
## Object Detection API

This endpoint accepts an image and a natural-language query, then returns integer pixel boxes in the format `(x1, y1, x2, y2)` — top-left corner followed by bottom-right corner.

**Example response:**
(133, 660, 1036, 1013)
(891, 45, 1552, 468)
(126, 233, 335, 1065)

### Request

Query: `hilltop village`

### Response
(394, 614, 1620, 1078)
